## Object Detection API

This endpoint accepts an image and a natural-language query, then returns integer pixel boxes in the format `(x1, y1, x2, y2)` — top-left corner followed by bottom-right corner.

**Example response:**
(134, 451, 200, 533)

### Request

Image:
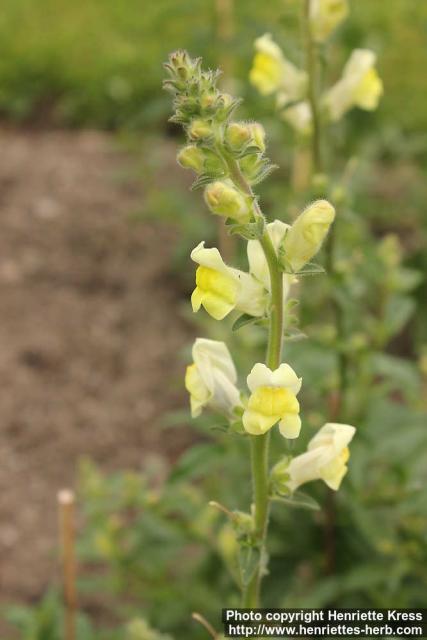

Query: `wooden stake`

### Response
(192, 612, 218, 639)
(58, 489, 77, 640)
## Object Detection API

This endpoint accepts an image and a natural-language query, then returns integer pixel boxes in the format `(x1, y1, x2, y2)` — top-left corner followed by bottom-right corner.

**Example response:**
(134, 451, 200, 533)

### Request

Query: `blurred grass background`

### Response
(0, 0, 426, 134)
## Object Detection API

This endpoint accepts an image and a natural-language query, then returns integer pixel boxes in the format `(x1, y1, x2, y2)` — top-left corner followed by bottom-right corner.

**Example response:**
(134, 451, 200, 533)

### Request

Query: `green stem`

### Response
(303, 0, 349, 419)
(304, 0, 323, 175)
(222, 154, 284, 607)
(303, 0, 349, 577)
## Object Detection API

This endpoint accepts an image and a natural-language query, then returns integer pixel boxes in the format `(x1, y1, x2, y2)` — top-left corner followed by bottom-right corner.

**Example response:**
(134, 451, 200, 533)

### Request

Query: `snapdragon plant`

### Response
(249, 0, 383, 424)
(164, 50, 356, 610)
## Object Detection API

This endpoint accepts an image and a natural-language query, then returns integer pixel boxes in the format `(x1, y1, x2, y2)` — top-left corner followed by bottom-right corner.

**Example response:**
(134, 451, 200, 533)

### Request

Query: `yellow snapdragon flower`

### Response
(247, 219, 294, 299)
(309, 0, 349, 43)
(191, 242, 267, 320)
(286, 422, 356, 491)
(250, 34, 307, 105)
(281, 199, 335, 272)
(324, 49, 383, 122)
(281, 101, 313, 136)
(243, 362, 302, 438)
(185, 338, 242, 418)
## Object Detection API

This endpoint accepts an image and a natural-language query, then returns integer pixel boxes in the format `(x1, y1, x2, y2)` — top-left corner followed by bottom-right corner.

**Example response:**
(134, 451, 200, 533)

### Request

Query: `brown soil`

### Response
(0, 129, 192, 627)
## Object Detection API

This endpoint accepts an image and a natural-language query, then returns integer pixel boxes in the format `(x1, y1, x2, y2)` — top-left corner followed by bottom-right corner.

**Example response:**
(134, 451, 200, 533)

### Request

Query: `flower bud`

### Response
(225, 122, 252, 150)
(249, 122, 266, 152)
(177, 145, 205, 173)
(226, 121, 266, 153)
(164, 50, 200, 92)
(200, 91, 218, 110)
(188, 118, 213, 141)
(309, 0, 349, 43)
(204, 181, 252, 223)
(282, 199, 335, 271)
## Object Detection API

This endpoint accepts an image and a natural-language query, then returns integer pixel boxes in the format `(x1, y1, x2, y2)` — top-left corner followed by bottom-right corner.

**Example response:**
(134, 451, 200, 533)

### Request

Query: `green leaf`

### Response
(238, 544, 260, 587)
(294, 262, 326, 276)
(383, 295, 416, 338)
(232, 313, 264, 332)
(284, 327, 307, 341)
(271, 491, 320, 511)
(169, 443, 224, 482)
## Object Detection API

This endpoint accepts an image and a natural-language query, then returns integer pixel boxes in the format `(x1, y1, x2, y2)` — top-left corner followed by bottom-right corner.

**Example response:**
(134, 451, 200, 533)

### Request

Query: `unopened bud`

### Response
(249, 122, 266, 151)
(204, 181, 252, 223)
(200, 92, 217, 110)
(177, 145, 205, 173)
(226, 121, 266, 153)
(225, 122, 252, 150)
(282, 199, 335, 271)
(188, 118, 213, 141)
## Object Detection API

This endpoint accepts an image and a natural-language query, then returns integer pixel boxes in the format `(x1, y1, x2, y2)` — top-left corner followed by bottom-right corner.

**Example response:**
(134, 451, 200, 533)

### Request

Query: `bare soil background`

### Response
(0, 129, 192, 626)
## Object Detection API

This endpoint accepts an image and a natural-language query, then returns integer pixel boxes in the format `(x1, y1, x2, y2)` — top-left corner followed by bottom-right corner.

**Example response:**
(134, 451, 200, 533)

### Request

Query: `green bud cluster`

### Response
(164, 50, 277, 223)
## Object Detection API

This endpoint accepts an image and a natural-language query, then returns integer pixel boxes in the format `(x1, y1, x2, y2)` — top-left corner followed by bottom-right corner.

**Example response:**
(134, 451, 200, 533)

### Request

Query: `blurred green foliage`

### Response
(0, 0, 426, 133)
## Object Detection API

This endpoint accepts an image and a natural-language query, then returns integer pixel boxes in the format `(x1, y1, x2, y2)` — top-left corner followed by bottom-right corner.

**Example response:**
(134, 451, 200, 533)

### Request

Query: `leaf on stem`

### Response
(232, 313, 267, 332)
(238, 544, 260, 587)
(271, 491, 320, 511)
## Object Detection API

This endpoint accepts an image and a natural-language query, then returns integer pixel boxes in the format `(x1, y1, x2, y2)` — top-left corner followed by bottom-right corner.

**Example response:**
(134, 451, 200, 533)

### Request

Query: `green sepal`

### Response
(228, 419, 246, 435)
(278, 254, 326, 276)
(249, 163, 279, 186)
(226, 216, 265, 240)
(190, 172, 224, 191)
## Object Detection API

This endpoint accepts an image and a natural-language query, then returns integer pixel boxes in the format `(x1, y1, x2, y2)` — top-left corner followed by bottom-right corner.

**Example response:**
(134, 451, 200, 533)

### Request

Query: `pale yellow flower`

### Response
(247, 219, 294, 299)
(191, 242, 267, 320)
(281, 200, 335, 272)
(309, 0, 349, 42)
(281, 101, 313, 136)
(250, 34, 307, 105)
(324, 49, 383, 121)
(185, 338, 242, 418)
(287, 422, 356, 491)
(243, 362, 302, 438)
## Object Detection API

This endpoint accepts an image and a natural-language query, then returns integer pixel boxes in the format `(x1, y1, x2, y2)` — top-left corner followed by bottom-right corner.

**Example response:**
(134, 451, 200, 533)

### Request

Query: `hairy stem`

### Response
(223, 154, 284, 607)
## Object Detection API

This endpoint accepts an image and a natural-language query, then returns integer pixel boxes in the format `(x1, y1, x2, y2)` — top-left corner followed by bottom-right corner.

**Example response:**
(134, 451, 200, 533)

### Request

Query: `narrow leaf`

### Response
(272, 491, 320, 511)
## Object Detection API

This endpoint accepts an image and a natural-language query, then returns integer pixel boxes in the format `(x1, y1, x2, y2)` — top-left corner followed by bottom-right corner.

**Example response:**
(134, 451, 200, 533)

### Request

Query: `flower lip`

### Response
(247, 362, 302, 395)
